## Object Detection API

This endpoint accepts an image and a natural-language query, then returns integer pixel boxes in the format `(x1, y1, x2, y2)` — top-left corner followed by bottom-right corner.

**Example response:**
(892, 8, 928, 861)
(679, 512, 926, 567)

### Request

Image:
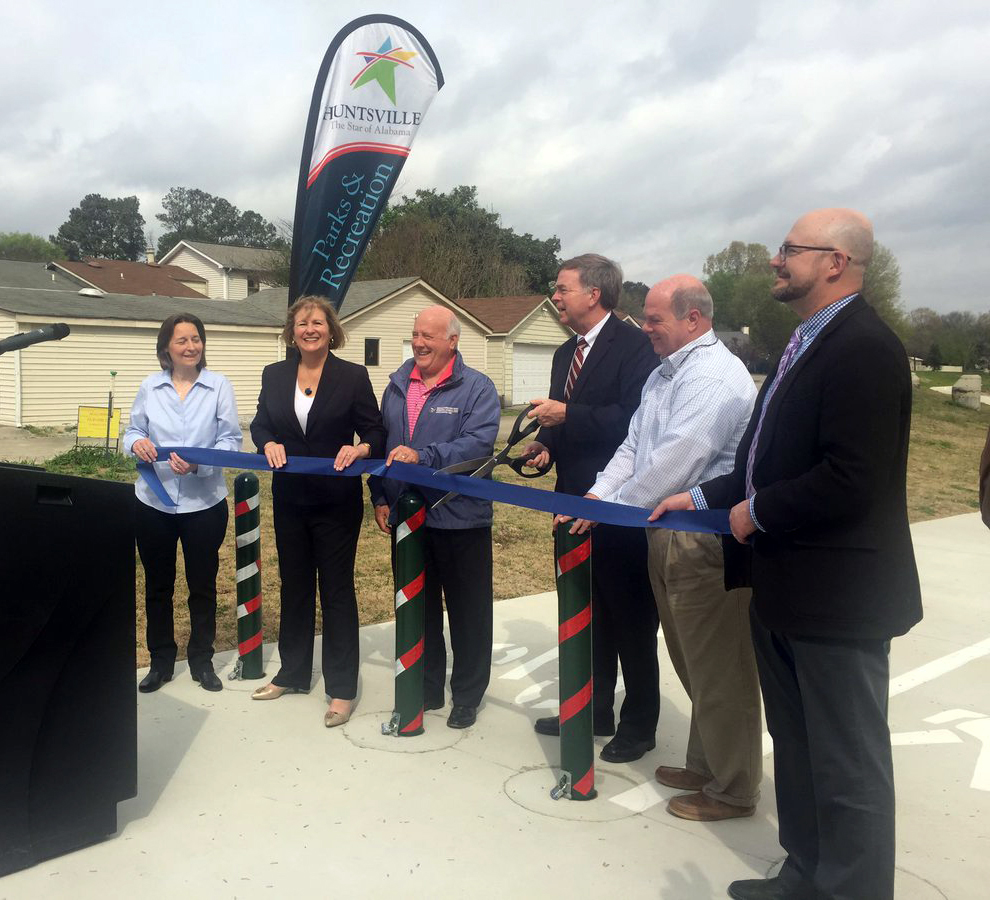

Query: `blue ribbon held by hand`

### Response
(138, 447, 730, 535)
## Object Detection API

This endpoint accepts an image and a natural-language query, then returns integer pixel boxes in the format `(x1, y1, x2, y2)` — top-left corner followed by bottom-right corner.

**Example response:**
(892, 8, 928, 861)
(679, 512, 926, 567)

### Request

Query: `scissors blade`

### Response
(431, 455, 500, 510)
(436, 456, 494, 475)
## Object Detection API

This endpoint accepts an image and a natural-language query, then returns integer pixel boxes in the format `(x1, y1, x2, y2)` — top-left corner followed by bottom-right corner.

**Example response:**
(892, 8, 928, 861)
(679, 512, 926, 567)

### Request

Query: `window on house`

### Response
(247, 278, 259, 294)
(364, 338, 380, 367)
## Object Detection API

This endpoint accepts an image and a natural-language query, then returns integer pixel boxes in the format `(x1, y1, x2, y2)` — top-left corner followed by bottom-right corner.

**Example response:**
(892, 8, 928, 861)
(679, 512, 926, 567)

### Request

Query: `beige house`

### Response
(454, 296, 571, 406)
(158, 241, 281, 300)
(1, 260, 576, 428)
(0, 260, 281, 428)
(248, 278, 491, 403)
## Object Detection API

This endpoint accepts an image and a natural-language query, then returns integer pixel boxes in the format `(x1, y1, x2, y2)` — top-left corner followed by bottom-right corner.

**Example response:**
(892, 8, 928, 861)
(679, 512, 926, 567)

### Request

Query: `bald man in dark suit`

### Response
(657, 209, 923, 900)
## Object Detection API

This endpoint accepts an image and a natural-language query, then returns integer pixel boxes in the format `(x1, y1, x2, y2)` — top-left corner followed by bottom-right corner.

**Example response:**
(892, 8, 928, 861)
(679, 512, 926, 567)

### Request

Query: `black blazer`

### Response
(250, 352, 385, 506)
(538, 313, 657, 495)
(700, 296, 922, 639)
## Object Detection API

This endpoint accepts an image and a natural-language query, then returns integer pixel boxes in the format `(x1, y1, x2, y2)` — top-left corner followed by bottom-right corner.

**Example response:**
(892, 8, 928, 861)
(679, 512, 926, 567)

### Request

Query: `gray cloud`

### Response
(0, 0, 986, 313)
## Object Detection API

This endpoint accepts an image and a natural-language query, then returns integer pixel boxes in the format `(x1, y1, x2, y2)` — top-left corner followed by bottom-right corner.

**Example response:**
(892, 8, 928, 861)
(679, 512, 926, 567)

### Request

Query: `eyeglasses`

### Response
(778, 243, 851, 261)
(552, 285, 592, 296)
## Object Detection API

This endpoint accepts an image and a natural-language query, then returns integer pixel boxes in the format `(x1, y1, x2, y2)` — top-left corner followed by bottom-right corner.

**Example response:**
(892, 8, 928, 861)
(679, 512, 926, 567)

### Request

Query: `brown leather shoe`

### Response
(655, 766, 709, 791)
(666, 791, 755, 821)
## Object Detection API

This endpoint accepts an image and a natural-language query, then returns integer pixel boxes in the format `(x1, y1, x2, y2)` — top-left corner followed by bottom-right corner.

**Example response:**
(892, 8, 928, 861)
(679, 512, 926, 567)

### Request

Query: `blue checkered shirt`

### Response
(690, 293, 859, 527)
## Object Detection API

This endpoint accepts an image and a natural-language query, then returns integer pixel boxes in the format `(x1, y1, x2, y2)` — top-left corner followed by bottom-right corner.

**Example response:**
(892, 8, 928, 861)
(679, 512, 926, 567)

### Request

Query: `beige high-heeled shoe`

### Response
(324, 703, 352, 728)
(252, 683, 303, 701)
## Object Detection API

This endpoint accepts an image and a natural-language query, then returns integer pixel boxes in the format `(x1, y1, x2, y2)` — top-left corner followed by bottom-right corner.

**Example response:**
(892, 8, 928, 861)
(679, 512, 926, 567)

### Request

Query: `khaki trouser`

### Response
(646, 528, 762, 806)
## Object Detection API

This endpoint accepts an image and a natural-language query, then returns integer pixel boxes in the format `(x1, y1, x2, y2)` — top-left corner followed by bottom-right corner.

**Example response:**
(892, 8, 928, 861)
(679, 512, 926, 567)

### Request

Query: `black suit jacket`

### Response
(700, 296, 922, 639)
(250, 352, 385, 506)
(538, 313, 657, 495)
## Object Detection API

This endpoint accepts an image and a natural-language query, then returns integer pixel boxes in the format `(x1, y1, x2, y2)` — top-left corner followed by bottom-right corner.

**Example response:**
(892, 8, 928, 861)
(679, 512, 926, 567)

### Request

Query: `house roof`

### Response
(243, 277, 423, 322)
(0, 285, 281, 328)
(0, 259, 81, 291)
(49, 258, 208, 299)
(164, 241, 282, 273)
(451, 295, 550, 334)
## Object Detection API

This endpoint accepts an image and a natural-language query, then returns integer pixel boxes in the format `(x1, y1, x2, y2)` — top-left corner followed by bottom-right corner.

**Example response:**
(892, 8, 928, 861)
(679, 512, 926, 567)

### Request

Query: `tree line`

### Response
(1, 186, 986, 369)
(0, 188, 286, 263)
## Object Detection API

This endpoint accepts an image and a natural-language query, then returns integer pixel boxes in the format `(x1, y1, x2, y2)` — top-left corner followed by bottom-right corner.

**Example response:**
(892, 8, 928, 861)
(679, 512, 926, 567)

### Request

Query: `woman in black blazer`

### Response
(250, 295, 384, 727)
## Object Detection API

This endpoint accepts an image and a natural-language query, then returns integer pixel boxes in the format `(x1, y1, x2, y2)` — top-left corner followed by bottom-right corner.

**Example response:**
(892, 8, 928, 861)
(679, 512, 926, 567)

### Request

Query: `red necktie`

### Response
(564, 337, 587, 400)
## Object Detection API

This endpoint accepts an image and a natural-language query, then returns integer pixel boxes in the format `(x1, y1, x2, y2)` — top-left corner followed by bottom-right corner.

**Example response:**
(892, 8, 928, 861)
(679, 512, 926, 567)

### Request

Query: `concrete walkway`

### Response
(0, 424, 77, 463)
(2, 515, 988, 899)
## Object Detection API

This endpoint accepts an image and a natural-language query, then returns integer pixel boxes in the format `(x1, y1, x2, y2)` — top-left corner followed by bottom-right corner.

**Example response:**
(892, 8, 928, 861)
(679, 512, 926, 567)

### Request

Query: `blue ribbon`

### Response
(138, 447, 730, 534)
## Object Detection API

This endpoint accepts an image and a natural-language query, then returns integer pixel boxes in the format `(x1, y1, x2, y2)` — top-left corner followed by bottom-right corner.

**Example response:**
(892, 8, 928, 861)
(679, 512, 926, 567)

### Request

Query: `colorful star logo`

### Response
(351, 38, 417, 106)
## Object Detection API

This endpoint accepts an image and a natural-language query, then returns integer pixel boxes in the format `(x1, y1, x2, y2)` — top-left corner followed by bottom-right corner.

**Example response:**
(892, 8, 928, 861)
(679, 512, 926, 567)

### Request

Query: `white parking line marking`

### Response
(889, 637, 990, 697)
(500, 647, 558, 680)
(609, 635, 990, 811)
(955, 718, 990, 790)
(891, 730, 963, 746)
(926, 708, 986, 724)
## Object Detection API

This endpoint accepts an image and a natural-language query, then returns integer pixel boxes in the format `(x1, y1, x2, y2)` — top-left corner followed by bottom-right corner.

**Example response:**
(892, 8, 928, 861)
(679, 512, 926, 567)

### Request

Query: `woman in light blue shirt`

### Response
(124, 313, 242, 694)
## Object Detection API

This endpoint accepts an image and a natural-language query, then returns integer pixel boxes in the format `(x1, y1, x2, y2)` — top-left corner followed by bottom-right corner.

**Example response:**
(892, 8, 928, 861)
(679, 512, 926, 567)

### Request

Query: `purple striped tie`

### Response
(745, 327, 803, 496)
(564, 337, 587, 400)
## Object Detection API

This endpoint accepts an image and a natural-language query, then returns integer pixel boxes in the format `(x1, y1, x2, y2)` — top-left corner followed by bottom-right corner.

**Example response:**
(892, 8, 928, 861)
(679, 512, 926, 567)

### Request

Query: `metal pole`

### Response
(382, 490, 426, 736)
(550, 528, 597, 801)
(232, 473, 265, 680)
(105, 370, 117, 453)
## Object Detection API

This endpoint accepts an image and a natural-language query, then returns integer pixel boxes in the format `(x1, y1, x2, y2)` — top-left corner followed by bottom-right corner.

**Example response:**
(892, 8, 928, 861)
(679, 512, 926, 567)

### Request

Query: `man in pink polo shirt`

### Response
(370, 305, 501, 729)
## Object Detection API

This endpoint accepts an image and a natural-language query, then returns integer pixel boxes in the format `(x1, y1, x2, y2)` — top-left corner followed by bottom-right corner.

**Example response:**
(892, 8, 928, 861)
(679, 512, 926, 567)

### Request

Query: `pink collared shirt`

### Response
(406, 356, 456, 437)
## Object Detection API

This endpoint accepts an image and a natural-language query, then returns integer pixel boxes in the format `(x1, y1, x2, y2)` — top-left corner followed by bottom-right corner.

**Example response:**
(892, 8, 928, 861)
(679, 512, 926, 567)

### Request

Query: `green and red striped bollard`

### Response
(382, 490, 427, 736)
(233, 473, 264, 680)
(551, 527, 597, 800)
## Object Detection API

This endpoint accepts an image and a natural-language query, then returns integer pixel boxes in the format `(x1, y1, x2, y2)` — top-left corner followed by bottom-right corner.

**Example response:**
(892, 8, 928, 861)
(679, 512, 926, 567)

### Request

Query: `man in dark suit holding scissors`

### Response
(524, 253, 660, 763)
(656, 209, 923, 900)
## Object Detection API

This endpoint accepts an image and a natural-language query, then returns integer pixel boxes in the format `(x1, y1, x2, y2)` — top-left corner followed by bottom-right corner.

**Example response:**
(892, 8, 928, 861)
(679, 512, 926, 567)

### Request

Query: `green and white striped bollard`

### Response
(233, 473, 265, 680)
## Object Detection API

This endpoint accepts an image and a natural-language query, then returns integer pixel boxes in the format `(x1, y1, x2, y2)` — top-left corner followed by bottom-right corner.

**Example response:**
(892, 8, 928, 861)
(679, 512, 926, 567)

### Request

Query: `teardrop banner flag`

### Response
(288, 15, 444, 309)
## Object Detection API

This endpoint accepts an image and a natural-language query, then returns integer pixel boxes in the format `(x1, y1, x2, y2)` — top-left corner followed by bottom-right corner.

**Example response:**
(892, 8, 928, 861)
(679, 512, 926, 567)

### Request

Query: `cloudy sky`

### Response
(1, 0, 987, 313)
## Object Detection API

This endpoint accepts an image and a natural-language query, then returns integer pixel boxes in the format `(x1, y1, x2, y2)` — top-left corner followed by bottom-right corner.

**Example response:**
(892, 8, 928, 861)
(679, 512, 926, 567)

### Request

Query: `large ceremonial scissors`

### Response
(431, 404, 546, 509)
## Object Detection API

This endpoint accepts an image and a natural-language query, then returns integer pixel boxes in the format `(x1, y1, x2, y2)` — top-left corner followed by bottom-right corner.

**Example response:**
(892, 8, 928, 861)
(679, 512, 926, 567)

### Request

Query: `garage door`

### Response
(511, 343, 556, 405)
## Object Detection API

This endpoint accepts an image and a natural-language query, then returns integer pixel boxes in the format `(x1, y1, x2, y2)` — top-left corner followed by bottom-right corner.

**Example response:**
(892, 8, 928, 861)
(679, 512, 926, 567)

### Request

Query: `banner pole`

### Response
(382, 489, 426, 736)
(232, 473, 265, 680)
(551, 528, 597, 801)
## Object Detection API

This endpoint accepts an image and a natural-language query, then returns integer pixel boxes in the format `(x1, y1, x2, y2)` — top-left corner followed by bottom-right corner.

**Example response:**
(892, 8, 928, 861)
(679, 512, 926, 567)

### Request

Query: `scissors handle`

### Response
(508, 456, 547, 478)
(507, 404, 541, 445)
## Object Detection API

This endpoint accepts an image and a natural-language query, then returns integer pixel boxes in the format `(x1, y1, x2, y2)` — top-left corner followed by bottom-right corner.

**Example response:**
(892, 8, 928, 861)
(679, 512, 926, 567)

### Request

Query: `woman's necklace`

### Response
(297, 360, 324, 397)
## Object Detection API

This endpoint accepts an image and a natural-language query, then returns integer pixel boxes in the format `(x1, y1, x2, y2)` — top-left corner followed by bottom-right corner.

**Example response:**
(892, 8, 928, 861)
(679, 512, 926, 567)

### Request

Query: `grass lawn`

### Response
(18, 371, 988, 666)
(908, 372, 988, 520)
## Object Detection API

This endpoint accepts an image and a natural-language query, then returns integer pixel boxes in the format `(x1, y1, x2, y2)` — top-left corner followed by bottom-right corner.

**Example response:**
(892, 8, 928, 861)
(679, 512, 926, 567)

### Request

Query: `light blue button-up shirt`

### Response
(591, 332, 757, 509)
(123, 368, 242, 514)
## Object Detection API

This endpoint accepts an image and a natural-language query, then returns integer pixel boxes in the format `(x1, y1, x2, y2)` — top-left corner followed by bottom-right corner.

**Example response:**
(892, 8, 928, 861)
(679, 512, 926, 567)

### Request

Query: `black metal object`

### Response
(0, 466, 137, 877)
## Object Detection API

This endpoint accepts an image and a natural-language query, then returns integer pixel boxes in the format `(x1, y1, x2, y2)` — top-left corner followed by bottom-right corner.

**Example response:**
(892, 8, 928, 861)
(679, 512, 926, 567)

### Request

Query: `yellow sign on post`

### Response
(77, 406, 121, 440)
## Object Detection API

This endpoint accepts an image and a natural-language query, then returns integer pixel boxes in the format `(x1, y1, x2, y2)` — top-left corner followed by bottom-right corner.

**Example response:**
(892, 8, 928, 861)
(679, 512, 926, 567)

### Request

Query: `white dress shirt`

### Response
(590, 331, 756, 509)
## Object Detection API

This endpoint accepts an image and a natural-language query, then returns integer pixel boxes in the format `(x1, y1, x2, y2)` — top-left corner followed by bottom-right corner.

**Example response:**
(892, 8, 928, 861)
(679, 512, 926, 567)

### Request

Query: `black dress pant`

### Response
(591, 523, 660, 742)
(135, 498, 228, 675)
(750, 604, 895, 900)
(420, 526, 493, 709)
(272, 496, 362, 698)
